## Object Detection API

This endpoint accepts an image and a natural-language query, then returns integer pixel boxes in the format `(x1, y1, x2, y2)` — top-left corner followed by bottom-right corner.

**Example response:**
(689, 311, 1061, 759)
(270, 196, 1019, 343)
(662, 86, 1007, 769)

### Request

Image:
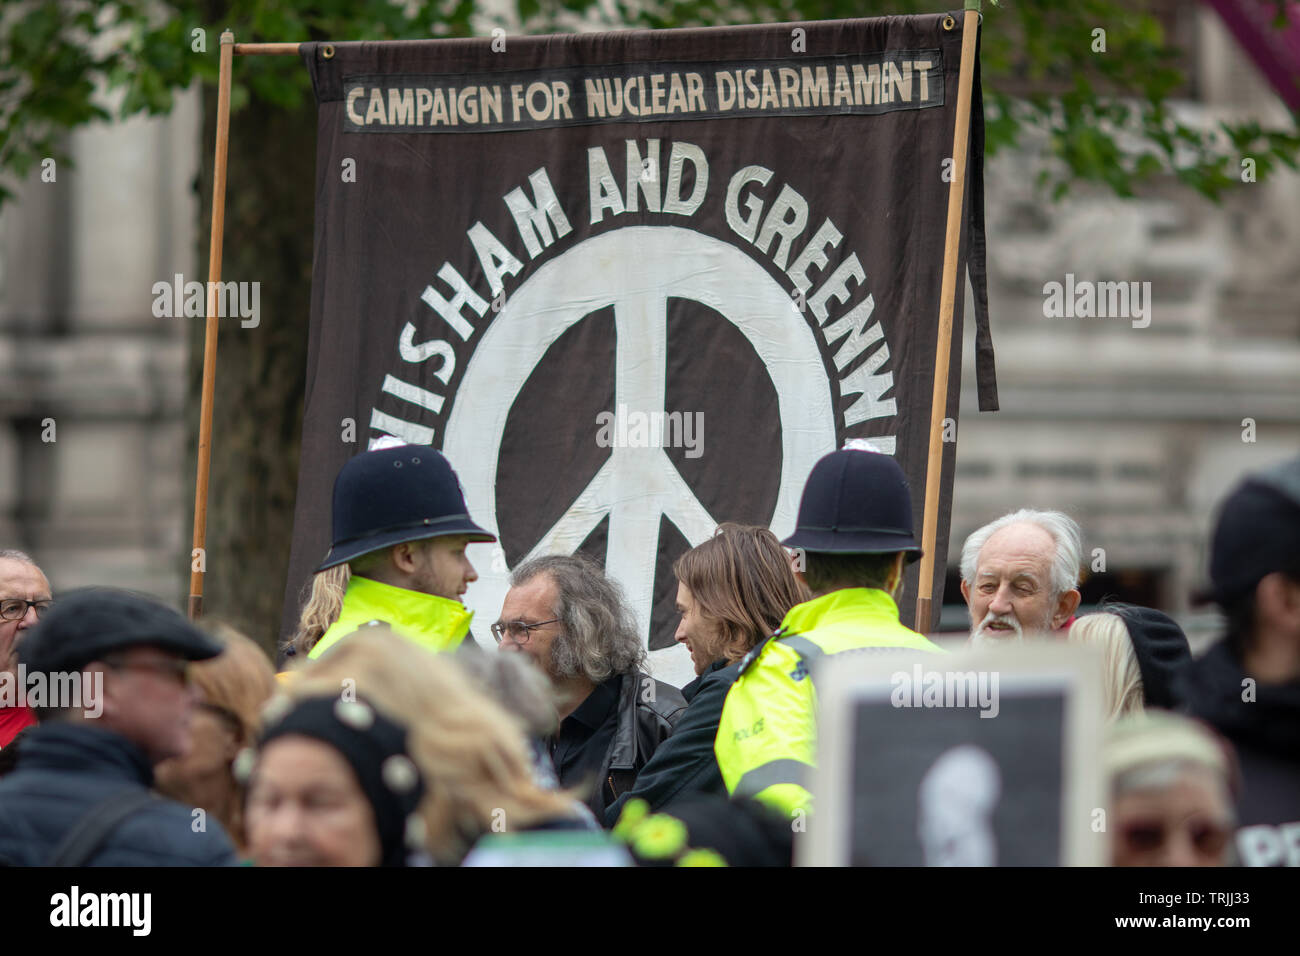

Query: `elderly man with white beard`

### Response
(959, 510, 1083, 643)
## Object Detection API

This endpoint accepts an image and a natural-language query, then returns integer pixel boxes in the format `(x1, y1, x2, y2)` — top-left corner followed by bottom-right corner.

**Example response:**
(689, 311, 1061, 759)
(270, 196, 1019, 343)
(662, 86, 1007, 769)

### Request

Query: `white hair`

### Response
(959, 509, 1082, 597)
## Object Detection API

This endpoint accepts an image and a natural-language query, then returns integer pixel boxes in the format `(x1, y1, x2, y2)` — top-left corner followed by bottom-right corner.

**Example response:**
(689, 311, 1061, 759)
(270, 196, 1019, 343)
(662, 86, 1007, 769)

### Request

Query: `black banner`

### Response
(285, 16, 998, 682)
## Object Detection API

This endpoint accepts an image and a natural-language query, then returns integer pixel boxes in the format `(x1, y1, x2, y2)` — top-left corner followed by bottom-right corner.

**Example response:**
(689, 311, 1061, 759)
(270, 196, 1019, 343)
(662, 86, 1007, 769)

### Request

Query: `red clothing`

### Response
(0, 706, 37, 748)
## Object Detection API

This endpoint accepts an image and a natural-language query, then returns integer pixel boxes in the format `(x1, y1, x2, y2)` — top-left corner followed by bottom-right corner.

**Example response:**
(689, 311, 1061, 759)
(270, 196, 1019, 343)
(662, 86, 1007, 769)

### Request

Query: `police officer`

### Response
(714, 447, 943, 817)
(307, 443, 496, 659)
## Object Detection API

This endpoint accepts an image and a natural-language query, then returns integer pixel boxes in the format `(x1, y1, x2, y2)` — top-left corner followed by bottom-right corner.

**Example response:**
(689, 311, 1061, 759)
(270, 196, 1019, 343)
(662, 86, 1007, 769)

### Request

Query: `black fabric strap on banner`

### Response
(967, 28, 999, 412)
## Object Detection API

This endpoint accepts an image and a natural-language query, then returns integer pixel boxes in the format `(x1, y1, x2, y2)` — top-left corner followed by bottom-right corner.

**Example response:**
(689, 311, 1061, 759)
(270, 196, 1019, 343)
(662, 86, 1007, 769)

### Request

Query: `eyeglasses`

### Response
(1119, 818, 1230, 857)
(103, 655, 192, 687)
(0, 598, 52, 622)
(490, 619, 559, 644)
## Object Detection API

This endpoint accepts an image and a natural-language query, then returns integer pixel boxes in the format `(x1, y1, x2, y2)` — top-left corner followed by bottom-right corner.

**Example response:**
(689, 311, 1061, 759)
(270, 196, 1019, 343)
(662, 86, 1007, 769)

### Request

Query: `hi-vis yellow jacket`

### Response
(714, 587, 943, 817)
(308, 575, 474, 659)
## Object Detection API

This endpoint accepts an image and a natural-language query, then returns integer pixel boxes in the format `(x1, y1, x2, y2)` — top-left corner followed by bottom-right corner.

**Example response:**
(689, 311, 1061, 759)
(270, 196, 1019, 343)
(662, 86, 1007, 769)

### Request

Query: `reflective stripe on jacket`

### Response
(714, 587, 943, 816)
(308, 574, 474, 659)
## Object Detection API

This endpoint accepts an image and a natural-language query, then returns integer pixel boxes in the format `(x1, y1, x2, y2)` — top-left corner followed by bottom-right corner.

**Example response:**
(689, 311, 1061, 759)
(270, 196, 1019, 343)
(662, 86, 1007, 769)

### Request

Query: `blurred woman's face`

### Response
(674, 582, 725, 676)
(1111, 770, 1233, 867)
(245, 736, 382, 867)
(155, 704, 239, 805)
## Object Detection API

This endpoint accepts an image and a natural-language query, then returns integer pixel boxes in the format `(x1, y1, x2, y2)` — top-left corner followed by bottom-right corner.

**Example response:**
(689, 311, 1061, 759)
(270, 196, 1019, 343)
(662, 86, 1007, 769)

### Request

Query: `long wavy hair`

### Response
(287, 564, 351, 657)
(510, 553, 645, 683)
(673, 523, 810, 665)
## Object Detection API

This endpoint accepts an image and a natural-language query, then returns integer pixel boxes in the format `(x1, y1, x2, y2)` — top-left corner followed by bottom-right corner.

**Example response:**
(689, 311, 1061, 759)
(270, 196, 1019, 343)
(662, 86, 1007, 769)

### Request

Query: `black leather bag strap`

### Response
(48, 789, 159, 867)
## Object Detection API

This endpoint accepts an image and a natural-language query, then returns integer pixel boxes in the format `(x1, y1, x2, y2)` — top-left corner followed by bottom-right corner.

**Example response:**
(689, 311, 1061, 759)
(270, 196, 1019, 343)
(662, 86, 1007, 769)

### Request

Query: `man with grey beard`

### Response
(958, 510, 1083, 643)
(494, 554, 685, 818)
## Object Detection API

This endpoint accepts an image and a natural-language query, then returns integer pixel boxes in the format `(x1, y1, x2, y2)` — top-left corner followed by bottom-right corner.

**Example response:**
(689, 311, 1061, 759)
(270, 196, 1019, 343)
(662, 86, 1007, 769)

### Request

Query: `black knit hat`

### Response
(1195, 454, 1300, 607)
(254, 695, 429, 867)
(1110, 605, 1193, 709)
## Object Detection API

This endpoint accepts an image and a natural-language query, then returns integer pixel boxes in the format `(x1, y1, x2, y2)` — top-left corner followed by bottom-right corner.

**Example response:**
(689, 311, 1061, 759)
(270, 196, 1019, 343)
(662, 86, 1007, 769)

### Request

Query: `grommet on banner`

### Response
(942, 15, 956, 30)
(322, 43, 336, 59)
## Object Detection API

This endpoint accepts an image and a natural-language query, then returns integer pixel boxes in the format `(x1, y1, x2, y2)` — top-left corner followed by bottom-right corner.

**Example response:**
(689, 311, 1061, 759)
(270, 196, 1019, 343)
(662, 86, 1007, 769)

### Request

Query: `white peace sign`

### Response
(444, 226, 837, 685)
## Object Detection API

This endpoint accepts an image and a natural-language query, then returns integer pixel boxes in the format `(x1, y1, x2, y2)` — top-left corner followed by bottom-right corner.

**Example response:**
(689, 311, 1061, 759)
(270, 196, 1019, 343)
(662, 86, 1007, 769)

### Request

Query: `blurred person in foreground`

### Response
(244, 628, 587, 866)
(307, 442, 495, 661)
(1105, 711, 1238, 867)
(1182, 454, 1300, 867)
(454, 648, 565, 787)
(495, 554, 686, 819)
(959, 509, 1083, 642)
(0, 588, 236, 866)
(605, 524, 808, 825)
(715, 447, 942, 820)
(0, 549, 52, 748)
(1067, 605, 1192, 721)
(154, 624, 277, 857)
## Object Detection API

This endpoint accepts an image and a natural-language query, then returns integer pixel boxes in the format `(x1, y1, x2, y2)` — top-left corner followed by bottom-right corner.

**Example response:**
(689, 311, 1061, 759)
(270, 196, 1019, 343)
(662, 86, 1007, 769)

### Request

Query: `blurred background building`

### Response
(1, 6, 1296, 651)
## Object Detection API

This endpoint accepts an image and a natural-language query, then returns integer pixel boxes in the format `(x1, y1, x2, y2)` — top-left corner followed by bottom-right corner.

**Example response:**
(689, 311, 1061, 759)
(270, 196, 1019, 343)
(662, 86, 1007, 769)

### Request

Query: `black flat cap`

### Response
(19, 587, 223, 674)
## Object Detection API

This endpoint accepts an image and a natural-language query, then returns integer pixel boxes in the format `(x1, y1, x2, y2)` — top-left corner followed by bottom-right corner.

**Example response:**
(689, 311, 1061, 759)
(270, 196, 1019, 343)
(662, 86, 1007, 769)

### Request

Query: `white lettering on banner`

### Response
(662, 142, 708, 216)
(467, 222, 524, 296)
(344, 55, 938, 133)
(369, 140, 898, 452)
(398, 324, 456, 380)
(381, 374, 445, 415)
(504, 168, 572, 257)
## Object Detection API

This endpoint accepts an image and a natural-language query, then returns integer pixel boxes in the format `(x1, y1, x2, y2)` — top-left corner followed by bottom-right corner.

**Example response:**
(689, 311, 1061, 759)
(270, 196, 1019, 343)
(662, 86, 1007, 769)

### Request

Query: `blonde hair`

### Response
(1069, 613, 1144, 721)
(280, 629, 576, 864)
(290, 565, 350, 656)
(1106, 711, 1237, 802)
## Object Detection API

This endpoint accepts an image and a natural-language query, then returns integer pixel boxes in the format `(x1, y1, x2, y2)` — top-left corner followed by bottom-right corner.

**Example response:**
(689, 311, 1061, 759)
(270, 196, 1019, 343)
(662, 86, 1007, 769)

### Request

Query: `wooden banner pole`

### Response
(914, 3, 981, 634)
(233, 43, 302, 55)
(188, 30, 235, 620)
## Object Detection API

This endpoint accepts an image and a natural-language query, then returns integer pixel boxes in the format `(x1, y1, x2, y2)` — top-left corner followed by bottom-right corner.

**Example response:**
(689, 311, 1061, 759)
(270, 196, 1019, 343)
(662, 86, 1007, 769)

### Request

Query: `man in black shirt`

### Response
(495, 554, 685, 818)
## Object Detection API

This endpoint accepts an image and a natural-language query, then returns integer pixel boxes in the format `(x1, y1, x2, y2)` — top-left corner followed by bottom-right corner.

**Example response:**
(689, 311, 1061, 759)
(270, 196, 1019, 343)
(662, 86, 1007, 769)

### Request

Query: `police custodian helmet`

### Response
(780, 447, 922, 561)
(316, 444, 496, 572)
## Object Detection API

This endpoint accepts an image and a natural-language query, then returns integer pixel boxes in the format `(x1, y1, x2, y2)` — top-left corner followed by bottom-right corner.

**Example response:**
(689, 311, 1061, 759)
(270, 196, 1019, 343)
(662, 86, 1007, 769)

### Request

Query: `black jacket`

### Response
(1182, 640, 1300, 866)
(604, 659, 740, 825)
(0, 724, 238, 867)
(600, 671, 686, 816)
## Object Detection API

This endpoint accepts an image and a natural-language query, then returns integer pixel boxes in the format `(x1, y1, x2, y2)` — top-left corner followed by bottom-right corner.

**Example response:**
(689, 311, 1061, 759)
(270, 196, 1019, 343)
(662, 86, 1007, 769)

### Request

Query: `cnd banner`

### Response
(284, 15, 999, 682)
